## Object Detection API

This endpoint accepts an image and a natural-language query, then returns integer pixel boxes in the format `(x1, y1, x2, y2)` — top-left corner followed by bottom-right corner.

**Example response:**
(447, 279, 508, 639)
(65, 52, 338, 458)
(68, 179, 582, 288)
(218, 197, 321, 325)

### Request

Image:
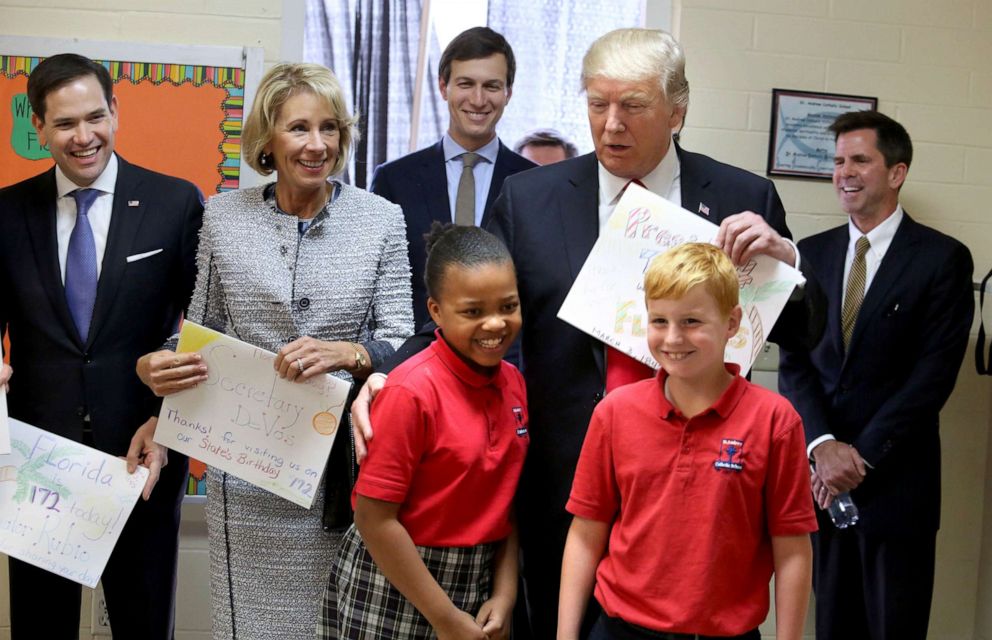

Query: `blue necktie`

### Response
(65, 188, 100, 341)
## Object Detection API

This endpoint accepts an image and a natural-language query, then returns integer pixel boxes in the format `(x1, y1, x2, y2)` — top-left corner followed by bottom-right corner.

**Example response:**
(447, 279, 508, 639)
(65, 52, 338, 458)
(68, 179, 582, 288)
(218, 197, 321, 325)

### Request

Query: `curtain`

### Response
(305, 0, 443, 187)
(305, 0, 644, 179)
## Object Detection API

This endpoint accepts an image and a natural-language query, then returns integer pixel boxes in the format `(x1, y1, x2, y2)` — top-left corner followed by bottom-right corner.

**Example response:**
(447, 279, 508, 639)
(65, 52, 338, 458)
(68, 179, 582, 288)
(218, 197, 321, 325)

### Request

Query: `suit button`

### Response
(299, 297, 310, 310)
(594, 391, 604, 403)
(83, 353, 92, 364)
(76, 406, 86, 417)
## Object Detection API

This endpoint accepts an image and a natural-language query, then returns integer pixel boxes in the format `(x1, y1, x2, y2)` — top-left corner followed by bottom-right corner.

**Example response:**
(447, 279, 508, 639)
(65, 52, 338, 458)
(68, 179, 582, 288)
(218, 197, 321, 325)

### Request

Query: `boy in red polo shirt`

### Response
(559, 243, 816, 640)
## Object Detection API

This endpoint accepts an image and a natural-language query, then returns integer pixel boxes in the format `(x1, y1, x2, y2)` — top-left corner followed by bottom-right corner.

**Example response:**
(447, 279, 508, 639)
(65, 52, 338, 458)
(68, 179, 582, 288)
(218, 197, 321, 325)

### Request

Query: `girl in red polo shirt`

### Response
(319, 223, 527, 640)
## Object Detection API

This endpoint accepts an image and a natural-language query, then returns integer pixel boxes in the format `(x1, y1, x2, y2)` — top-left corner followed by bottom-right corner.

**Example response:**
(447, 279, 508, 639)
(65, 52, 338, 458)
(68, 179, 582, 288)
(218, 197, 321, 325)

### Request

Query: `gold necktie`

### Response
(454, 152, 481, 226)
(842, 236, 871, 349)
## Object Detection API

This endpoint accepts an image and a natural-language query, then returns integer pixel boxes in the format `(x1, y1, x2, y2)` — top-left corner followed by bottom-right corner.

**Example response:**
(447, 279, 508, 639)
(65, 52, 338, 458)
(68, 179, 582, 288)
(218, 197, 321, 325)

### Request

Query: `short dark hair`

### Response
(829, 110, 913, 169)
(28, 53, 114, 123)
(424, 222, 514, 300)
(438, 27, 515, 87)
(513, 128, 578, 159)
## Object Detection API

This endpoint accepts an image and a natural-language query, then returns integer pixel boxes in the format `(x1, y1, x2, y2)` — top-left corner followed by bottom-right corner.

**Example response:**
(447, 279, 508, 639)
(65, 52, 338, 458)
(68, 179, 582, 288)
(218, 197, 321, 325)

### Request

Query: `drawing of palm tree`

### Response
(9, 439, 74, 504)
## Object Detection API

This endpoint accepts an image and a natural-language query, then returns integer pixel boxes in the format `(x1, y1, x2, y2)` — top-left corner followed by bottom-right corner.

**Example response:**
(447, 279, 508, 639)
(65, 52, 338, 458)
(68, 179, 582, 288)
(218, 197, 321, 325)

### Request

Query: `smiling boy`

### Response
(558, 243, 816, 640)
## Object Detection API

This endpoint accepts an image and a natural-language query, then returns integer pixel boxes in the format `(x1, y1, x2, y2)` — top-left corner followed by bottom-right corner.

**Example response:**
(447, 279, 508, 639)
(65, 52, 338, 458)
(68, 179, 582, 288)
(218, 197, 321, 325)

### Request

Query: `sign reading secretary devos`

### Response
(155, 322, 350, 508)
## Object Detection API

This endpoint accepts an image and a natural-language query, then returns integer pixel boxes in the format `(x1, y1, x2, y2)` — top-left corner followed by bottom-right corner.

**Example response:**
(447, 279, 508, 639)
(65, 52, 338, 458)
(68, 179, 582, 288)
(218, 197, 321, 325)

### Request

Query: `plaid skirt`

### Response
(318, 524, 496, 639)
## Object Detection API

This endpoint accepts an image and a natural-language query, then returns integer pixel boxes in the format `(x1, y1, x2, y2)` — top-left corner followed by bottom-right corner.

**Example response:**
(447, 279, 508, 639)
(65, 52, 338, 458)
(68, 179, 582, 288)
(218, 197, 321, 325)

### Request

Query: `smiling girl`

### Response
(319, 223, 527, 640)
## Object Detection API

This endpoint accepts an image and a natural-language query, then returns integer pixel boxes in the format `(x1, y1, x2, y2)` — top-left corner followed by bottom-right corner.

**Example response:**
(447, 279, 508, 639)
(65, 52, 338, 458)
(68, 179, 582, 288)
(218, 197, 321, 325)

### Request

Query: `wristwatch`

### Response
(351, 343, 367, 371)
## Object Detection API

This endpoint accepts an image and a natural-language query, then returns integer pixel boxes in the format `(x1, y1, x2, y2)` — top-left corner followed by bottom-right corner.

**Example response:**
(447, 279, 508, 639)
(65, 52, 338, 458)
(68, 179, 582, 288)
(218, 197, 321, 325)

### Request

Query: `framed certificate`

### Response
(767, 89, 878, 179)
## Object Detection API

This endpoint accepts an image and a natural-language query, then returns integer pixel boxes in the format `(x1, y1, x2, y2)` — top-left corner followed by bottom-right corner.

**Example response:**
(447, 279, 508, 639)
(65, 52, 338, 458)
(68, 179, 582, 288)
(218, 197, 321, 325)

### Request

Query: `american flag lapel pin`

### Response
(128, 200, 140, 207)
(698, 203, 710, 216)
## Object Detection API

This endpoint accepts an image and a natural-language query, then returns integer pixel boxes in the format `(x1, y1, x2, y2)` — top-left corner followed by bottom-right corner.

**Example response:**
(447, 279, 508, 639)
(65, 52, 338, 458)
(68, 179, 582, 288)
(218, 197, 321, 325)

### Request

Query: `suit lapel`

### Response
(845, 214, 921, 356)
(559, 154, 600, 281)
(86, 158, 147, 347)
(23, 169, 83, 348)
(421, 141, 451, 224)
(557, 154, 605, 380)
(482, 142, 511, 226)
(676, 145, 716, 221)
(820, 227, 850, 358)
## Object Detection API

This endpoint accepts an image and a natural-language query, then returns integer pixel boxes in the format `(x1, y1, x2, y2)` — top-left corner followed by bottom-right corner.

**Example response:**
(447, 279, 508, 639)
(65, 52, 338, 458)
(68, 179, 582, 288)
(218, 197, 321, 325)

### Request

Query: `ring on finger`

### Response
(296, 358, 305, 373)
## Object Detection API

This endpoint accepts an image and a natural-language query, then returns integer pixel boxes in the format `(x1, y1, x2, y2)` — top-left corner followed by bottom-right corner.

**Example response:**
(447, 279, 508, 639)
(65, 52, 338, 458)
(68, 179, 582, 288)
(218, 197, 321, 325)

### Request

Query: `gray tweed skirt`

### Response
(206, 467, 342, 639)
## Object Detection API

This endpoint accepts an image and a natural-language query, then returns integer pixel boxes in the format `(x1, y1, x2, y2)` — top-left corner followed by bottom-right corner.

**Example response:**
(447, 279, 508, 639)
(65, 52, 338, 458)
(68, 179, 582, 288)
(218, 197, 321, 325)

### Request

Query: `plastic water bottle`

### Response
(828, 492, 859, 528)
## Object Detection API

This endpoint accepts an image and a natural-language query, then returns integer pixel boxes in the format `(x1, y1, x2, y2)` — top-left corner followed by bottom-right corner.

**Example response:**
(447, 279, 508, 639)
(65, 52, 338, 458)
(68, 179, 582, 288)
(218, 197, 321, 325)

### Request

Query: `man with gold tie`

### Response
(779, 110, 974, 640)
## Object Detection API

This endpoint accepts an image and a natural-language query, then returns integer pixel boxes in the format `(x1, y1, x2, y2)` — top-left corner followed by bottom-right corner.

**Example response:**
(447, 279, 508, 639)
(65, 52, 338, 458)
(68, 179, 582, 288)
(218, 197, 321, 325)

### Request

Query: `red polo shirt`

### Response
(355, 333, 529, 547)
(567, 365, 816, 636)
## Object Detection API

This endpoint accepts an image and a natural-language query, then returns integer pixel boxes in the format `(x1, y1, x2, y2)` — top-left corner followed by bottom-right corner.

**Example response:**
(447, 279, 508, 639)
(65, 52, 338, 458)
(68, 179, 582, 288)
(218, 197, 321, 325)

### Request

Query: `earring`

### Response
(259, 152, 273, 168)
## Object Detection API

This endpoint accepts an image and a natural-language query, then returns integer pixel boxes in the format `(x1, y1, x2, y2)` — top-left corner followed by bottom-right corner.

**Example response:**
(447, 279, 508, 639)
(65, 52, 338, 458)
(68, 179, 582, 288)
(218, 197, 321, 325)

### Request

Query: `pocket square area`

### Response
(126, 248, 164, 263)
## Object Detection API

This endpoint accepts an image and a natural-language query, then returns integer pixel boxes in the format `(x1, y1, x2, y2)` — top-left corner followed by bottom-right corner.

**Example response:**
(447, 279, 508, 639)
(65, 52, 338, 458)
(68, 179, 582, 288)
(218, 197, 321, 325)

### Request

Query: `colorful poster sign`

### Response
(0, 418, 147, 588)
(558, 184, 805, 376)
(156, 322, 350, 508)
(1, 55, 245, 195)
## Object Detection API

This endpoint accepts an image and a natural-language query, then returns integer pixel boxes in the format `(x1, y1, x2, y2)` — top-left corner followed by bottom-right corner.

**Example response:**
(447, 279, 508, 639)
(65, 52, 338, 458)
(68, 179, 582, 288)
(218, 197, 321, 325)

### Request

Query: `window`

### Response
(304, 0, 644, 185)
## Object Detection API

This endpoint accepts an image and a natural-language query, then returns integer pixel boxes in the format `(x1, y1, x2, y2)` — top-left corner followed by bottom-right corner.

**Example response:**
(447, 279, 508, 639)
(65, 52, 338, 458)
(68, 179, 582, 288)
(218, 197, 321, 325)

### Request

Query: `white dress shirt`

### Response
(55, 153, 118, 283)
(597, 142, 681, 231)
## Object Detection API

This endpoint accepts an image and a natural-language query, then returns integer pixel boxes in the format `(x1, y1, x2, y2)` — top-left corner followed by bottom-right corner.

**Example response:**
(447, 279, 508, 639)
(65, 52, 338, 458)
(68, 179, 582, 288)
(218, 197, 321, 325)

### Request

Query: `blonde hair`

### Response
(242, 63, 359, 176)
(581, 28, 689, 113)
(644, 243, 738, 317)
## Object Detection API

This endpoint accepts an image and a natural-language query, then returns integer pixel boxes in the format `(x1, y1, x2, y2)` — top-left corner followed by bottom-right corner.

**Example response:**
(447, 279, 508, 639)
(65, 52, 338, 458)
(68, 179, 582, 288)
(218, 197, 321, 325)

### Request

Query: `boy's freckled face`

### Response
(646, 285, 740, 380)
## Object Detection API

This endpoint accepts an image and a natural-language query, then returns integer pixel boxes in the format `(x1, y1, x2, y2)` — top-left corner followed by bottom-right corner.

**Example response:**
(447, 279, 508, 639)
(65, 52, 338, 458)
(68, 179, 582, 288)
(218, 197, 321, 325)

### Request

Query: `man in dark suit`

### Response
(355, 28, 821, 638)
(370, 27, 535, 330)
(0, 53, 202, 640)
(779, 111, 973, 639)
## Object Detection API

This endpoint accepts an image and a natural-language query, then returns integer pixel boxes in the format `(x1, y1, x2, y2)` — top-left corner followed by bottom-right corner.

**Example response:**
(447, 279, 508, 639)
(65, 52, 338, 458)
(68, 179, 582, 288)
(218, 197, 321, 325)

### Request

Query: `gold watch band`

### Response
(352, 343, 367, 371)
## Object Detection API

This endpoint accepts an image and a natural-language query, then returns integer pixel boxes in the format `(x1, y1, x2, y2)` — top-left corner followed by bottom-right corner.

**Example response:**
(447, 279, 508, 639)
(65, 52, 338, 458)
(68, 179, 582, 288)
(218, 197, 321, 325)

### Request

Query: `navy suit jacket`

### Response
(0, 157, 203, 455)
(779, 213, 973, 535)
(370, 140, 535, 329)
(487, 147, 818, 520)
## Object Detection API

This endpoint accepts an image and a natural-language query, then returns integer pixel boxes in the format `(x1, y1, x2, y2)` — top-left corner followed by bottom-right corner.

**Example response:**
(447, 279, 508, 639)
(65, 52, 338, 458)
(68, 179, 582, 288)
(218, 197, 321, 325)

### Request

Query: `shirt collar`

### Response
(847, 204, 903, 258)
(442, 133, 500, 165)
(431, 328, 506, 389)
(56, 152, 118, 198)
(657, 363, 745, 420)
(598, 140, 680, 206)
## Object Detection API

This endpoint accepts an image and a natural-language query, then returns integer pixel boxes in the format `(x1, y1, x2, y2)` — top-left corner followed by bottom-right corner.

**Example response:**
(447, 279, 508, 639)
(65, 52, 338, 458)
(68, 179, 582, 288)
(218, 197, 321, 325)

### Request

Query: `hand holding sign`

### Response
(0, 418, 147, 587)
(1, 345, 10, 455)
(155, 322, 351, 508)
(558, 184, 805, 376)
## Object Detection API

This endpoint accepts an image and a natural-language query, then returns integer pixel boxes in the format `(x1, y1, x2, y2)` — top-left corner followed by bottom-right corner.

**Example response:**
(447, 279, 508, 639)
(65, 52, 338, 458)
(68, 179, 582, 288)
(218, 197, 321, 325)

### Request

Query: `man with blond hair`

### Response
(355, 28, 821, 637)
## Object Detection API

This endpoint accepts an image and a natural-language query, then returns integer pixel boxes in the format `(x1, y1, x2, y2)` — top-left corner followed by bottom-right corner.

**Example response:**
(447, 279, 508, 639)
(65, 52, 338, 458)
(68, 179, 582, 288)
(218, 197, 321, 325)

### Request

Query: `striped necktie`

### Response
(842, 235, 870, 349)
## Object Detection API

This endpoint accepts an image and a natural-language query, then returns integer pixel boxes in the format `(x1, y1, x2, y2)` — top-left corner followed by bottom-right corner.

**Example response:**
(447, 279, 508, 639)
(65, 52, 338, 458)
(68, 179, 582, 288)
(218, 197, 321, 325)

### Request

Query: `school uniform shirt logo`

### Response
(714, 438, 744, 472)
(512, 407, 528, 437)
